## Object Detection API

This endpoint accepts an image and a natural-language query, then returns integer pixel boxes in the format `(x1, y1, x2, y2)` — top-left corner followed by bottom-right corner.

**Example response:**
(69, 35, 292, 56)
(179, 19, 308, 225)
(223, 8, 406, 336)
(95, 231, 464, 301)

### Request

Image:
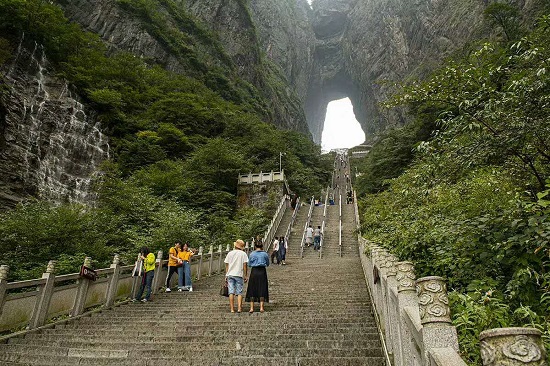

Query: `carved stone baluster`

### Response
(395, 261, 419, 366)
(416, 276, 460, 365)
(480, 328, 547, 366)
(71, 257, 93, 317)
(105, 254, 121, 307)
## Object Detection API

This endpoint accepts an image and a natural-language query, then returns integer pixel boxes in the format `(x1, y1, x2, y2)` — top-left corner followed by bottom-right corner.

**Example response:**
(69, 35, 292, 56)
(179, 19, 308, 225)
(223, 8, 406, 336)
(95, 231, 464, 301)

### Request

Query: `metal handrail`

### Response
(300, 196, 314, 258)
(319, 186, 330, 258)
(339, 193, 342, 257)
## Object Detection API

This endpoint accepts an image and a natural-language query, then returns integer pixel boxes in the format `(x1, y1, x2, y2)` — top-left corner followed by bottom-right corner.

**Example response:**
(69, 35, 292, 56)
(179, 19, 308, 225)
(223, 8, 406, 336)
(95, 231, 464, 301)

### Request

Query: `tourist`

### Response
(165, 241, 182, 292)
(306, 225, 313, 247)
(178, 243, 196, 291)
(313, 225, 322, 250)
(279, 236, 287, 265)
(133, 247, 155, 302)
(224, 239, 249, 313)
(246, 241, 270, 313)
(271, 236, 280, 264)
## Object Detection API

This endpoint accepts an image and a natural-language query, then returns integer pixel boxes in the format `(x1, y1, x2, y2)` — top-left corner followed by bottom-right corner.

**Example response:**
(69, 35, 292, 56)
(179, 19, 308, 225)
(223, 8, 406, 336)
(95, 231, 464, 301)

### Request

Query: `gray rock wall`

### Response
(0, 39, 109, 209)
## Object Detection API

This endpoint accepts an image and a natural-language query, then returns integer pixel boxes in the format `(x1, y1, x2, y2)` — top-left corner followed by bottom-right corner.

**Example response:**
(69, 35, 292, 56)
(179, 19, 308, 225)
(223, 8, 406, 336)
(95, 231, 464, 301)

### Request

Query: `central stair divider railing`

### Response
(263, 194, 288, 252)
(284, 197, 301, 250)
(339, 191, 342, 257)
(300, 196, 315, 258)
(319, 186, 329, 258)
(352, 189, 546, 365)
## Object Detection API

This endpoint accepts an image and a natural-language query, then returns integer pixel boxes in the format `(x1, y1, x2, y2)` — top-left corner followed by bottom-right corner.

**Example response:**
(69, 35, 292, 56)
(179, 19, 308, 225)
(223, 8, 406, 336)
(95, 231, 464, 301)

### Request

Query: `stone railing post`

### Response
(384, 255, 400, 362)
(218, 245, 223, 273)
(152, 250, 163, 295)
(29, 260, 56, 329)
(105, 254, 121, 307)
(245, 241, 250, 255)
(130, 254, 142, 299)
(0, 265, 9, 319)
(395, 261, 419, 366)
(226, 244, 231, 252)
(480, 328, 547, 366)
(208, 245, 214, 276)
(416, 276, 459, 365)
(71, 257, 93, 317)
(196, 246, 204, 281)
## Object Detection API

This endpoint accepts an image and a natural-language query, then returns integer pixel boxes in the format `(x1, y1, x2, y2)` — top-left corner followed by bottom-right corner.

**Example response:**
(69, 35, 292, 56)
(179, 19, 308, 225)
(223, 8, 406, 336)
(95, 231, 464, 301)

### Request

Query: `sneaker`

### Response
(141, 299, 148, 302)
(178, 288, 184, 292)
(165, 288, 171, 293)
(189, 287, 193, 292)
(131, 298, 138, 303)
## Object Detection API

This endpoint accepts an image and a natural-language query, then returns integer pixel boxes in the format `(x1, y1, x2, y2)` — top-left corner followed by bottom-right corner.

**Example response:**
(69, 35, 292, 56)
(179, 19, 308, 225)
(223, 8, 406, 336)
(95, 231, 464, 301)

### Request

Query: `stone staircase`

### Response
(0, 164, 385, 366)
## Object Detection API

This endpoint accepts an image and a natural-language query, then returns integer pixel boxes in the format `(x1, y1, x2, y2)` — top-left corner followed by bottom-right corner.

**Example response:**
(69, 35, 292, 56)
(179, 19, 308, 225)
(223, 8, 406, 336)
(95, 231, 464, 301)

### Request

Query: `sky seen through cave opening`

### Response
(321, 97, 365, 152)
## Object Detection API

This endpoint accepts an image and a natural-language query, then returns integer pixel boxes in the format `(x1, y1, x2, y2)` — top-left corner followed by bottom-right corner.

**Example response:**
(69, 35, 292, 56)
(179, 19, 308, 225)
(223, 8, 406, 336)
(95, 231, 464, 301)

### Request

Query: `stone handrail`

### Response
(353, 190, 547, 365)
(238, 170, 285, 184)
(300, 196, 314, 258)
(263, 194, 288, 252)
(338, 192, 342, 257)
(0, 245, 232, 336)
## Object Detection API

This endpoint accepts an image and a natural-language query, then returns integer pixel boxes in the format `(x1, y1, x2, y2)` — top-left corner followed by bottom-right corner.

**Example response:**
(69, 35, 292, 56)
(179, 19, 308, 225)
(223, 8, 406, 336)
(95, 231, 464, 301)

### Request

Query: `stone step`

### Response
(0, 345, 384, 359)
(0, 356, 386, 366)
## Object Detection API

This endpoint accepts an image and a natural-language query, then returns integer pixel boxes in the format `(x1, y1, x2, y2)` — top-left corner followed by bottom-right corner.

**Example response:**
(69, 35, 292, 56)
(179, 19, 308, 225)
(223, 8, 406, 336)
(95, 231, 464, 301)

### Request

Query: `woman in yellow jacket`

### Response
(177, 243, 197, 291)
(134, 247, 156, 302)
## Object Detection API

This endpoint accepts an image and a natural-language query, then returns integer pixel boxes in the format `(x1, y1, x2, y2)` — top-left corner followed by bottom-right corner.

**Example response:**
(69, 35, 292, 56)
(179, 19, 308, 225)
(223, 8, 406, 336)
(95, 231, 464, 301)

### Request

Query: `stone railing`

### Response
(0, 245, 232, 336)
(353, 191, 548, 366)
(263, 194, 288, 252)
(238, 170, 285, 184)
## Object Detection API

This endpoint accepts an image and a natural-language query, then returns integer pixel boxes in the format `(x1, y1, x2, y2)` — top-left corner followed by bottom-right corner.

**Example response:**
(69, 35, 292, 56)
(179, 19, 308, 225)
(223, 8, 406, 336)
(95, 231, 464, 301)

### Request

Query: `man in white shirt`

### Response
(306, 225, 314, 247)
(224, 239, 249, 313)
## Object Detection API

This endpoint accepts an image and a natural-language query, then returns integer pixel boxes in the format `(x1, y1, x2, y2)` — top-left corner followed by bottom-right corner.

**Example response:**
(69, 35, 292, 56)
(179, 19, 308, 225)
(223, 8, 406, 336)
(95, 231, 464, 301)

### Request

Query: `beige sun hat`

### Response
(233, 239, 245, 249)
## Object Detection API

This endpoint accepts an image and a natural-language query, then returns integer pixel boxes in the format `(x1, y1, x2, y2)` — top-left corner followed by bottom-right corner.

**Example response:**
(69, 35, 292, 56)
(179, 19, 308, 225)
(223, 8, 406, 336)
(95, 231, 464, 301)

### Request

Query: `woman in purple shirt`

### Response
(246, 241, 270, 313)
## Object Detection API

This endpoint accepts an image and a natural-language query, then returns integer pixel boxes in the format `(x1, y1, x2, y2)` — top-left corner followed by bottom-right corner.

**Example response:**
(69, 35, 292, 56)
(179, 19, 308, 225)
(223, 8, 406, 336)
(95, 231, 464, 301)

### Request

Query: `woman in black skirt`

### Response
(246, 241, 270, 313)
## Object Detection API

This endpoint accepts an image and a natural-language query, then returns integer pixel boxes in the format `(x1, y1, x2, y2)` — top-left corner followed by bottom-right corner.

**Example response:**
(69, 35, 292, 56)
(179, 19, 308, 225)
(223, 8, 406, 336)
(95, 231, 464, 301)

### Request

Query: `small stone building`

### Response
(237, 171, 289, 210)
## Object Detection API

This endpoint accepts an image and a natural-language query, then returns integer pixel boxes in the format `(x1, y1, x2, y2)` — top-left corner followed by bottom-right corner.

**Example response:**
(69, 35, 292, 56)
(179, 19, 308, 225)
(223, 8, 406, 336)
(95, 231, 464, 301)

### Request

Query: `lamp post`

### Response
(279, 152, 285, 172)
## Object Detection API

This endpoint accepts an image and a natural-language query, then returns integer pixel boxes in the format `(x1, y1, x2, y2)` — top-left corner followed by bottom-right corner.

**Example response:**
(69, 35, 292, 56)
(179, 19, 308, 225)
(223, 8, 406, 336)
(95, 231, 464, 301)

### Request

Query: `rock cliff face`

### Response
(0, 38, 109, 209)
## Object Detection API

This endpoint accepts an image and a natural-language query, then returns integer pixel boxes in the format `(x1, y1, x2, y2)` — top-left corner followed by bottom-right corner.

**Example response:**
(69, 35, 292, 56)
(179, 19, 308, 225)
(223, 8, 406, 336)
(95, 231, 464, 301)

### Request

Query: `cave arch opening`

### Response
(321, 97, 365, 152)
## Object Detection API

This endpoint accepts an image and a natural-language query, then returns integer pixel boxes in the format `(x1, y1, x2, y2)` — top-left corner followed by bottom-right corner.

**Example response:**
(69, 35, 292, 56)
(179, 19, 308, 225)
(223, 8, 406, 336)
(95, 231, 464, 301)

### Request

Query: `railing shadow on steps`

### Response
(300, 196, 315, 258)
(0, 194, 292, 341)
(352, 190, 548, 366)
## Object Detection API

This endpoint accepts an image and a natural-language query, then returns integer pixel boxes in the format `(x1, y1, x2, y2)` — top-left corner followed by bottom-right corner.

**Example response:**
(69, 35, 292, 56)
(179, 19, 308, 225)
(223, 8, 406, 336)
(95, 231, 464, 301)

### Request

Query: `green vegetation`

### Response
(355, 11, 550, 363)
(0, 0, 331, 281)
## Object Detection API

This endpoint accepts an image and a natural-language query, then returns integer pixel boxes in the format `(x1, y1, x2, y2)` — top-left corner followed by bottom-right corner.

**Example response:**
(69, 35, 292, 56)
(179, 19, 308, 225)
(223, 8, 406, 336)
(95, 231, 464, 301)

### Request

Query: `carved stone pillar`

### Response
(29, 260, 56, 329)
(71, 257, 92, 317)
(105, 254, 121, 307)
(396, 262, 416, 293)
(480, 328, 547, 366)
(395, 261, 419, 366)
(416, 276, 451, 325)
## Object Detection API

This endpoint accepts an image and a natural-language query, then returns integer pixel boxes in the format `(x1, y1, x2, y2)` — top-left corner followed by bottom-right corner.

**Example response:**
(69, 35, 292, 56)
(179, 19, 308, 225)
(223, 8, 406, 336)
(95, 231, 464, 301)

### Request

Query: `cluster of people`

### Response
(224, 239, 270, 313)
(270, 236, 287, 265)
(305, 224, 322, 250)
(132, 238, 274, 313)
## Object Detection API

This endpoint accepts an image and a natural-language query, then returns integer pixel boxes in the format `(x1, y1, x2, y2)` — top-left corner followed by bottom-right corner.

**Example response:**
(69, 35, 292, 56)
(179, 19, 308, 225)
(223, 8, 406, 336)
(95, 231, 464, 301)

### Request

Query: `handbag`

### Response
(220, 278, 229, 297)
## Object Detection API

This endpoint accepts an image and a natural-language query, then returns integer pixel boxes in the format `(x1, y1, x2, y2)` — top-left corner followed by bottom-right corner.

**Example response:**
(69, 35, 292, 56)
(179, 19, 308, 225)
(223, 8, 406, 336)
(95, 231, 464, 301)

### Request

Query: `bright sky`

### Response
(321, 97, 365, 151)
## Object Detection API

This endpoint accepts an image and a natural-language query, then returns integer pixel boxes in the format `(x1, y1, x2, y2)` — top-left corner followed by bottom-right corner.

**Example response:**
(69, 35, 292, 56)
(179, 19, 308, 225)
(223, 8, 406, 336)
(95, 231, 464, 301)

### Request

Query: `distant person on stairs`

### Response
(224, 239, 249, 313)
(165, 241, 182, 292)
(279, 236, 287, 265)
(133, 247, 155, 303)
(313, 226, 322, 251)
(306, 225, 313, 247)
(246, 241, 270, 313)
(271, 237, 280, 265)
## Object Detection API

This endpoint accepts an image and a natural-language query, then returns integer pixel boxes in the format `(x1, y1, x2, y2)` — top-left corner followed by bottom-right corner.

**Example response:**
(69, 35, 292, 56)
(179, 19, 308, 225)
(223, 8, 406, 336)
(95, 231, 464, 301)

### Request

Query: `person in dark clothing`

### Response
(246, 241, 270, 313)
